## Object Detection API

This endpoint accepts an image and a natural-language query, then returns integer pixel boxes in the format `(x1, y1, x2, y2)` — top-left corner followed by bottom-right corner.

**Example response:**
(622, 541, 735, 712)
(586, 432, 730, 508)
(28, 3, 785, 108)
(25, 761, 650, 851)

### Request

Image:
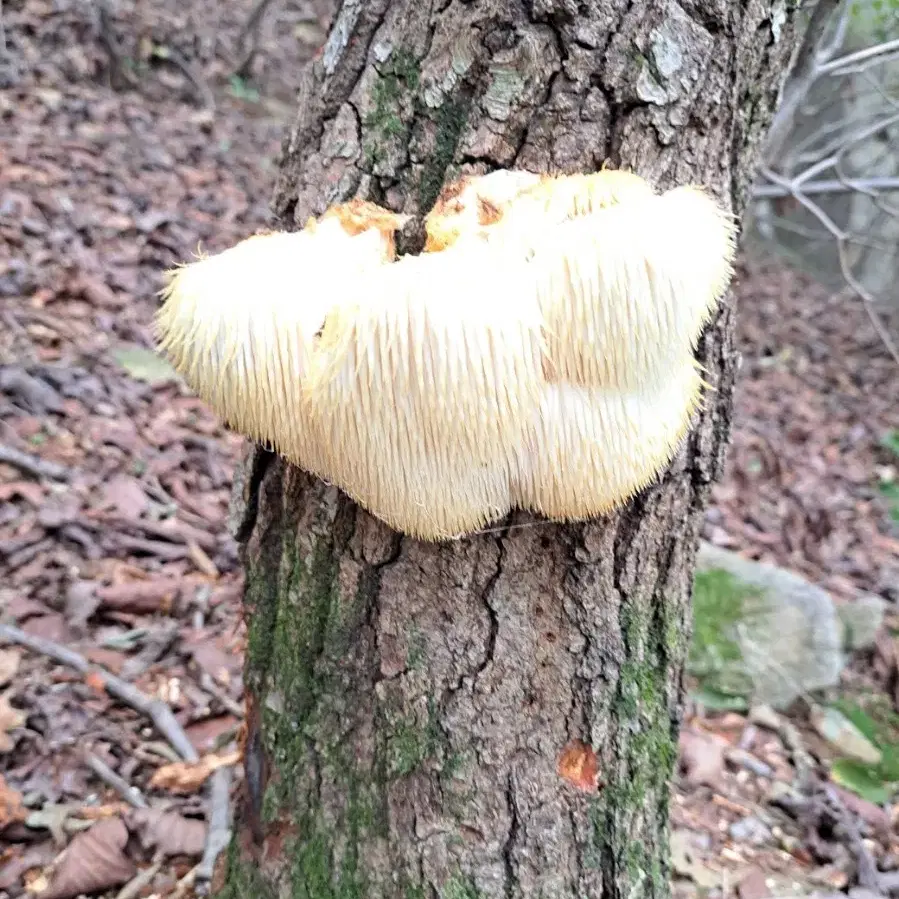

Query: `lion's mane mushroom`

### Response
(155, 168, 737, 541)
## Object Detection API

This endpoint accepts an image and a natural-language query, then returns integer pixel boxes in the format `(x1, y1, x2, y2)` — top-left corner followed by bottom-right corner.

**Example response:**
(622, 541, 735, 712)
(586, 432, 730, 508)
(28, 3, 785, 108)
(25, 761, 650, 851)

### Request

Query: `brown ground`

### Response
(1, 2, 898, 897)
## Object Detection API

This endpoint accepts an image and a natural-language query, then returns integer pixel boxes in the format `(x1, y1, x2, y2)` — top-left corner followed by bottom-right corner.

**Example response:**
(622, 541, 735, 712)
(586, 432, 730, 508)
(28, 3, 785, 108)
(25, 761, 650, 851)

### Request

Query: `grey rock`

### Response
(837, 593, 887, 650)
(729, 815, 772, 845)
(694, 542, 845, 710)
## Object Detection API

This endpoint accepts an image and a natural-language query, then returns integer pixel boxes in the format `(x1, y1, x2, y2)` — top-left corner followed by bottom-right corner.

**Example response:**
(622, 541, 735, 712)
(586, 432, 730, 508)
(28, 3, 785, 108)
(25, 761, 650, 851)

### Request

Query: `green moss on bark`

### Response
(417, 97, 470, 211)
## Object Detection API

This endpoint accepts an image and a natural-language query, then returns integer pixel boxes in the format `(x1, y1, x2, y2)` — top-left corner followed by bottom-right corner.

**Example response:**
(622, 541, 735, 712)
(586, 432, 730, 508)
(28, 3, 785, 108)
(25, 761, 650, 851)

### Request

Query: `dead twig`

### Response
(96, 0, 139, 90)
(0, 623, 198, 763)
(196, 764, 232, 887)
(83, 750, 149, 810)
(231, 0, 277, 78)
(171, 864, 199, 899)
(0, 442, 71, 480)
(115, 857, 162, 899)
(153, 45, 215, 111)
(199, 671, 244, 719)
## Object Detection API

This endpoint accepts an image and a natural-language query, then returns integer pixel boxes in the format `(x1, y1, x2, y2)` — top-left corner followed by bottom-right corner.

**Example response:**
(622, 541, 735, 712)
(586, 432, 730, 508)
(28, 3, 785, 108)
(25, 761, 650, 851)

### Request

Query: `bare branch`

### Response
(753, 175, 899, 198)
(819, 36, 899, 75)
(760, 165, 899, 365)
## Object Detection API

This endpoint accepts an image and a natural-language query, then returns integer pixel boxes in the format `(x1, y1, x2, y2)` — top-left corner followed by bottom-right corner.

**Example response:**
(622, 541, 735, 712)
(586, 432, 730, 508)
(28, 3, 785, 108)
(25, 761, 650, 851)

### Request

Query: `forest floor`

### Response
(1, 1, 898, 898)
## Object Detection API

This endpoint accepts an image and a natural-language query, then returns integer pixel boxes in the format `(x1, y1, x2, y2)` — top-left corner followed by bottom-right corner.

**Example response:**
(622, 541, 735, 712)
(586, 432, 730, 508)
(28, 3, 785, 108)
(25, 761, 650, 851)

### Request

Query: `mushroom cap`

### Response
(154, 218, 395, 478)
(303, 237, 547, 514)
(526, 184, 737, 389)
(510, 360, 705, 521)
(155, 170, 736, 541)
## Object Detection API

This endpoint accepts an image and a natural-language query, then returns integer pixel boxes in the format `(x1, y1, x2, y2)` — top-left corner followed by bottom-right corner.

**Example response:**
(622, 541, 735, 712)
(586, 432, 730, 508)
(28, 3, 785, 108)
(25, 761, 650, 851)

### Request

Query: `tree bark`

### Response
(220, 3, 812, 898)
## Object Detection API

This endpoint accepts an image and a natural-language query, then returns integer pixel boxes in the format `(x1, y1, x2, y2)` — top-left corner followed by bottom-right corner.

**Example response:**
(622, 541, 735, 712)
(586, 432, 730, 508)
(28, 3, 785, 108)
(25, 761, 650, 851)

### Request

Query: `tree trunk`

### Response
(220, 3, 812, 898)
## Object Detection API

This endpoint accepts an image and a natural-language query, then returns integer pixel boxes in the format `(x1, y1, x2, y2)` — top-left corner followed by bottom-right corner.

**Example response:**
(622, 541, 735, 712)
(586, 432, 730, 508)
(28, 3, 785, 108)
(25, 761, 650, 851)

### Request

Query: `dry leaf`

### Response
(128, 808, 207, 858)
(188, 639, 239, 686)
(149, 750, 241, 794)
(738, 868, 770, 899)
(557, 740, 600, 793)
(38, 817, 136, 899)
(0, 773, 27, 829)
(678, 728, 726, 788)
(0, 691, 26, 753)
(99, 474, 149, 519)
(0, 648, 21, 688)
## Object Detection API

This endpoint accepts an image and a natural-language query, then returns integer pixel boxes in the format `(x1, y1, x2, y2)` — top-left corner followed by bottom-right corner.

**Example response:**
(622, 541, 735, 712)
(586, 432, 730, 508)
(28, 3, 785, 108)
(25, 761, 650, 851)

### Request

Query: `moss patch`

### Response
(364, 49, 420, 169)
(688, 568, 765, 700)
(216, 837, 277, 899)
(591, 595, 681, 898)
(441, 874, 481, 899)
(418, 96, 470, 211)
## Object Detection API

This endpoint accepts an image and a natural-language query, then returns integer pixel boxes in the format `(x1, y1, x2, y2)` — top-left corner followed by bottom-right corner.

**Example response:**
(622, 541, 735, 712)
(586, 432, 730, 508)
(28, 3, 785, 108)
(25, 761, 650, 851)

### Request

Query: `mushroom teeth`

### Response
(154, 216, 395, 479)
(302, 237, 547, 523)
(527, 184, 737, 390)
(510, 360, 705, 522)
(155, 172, 736, 542)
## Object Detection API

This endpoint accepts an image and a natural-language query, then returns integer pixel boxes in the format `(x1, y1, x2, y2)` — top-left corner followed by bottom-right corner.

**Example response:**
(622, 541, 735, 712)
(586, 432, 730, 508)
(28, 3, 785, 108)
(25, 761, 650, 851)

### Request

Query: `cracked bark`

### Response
(221, 2, 813, 898)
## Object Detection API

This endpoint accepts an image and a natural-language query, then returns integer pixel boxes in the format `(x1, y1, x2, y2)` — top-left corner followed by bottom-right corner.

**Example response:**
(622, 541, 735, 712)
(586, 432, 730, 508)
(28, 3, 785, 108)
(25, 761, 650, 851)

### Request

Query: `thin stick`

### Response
(196, 765, 232, 884)
(115, 858, 162, 899)
(0, 442, 71, 481)
(83, 750, 149, 809)
(231, 0, 278, 78)
(0, 624, 198, 763)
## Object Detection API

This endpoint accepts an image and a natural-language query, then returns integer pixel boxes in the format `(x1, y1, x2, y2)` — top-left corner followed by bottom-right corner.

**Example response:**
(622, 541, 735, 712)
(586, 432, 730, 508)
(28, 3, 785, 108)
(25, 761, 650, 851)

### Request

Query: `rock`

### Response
(692, 542, 844, 710)
(837, 594, 886, 651)
(729, 816, 773, 846)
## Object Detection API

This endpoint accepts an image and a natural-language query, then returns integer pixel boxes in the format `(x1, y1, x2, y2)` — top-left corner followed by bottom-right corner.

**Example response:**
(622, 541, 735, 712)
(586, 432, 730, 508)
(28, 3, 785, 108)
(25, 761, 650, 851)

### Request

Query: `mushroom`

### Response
(155, 168, 737, 541)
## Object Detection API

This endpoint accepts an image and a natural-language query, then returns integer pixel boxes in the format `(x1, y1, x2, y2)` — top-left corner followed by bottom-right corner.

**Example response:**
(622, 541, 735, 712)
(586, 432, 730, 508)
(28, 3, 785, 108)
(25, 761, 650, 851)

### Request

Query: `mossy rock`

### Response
(689, 542, 845, 709)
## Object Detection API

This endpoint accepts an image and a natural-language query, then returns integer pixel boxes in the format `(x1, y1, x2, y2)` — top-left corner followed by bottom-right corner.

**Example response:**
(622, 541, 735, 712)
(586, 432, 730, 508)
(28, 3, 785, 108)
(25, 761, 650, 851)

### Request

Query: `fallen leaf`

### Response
(128, 808, 207, 858)
(812, 706, 882, 765)
(557, 740, 600, 793)
(678, 728, 726, 788)
(39, 817, 136, 899)
(188, 540, 219, 577)
(0, 648, 21, 687)
(188, 640, 238, 686)
(99, 474, 149, 519)
(738, 868, 770, 899)
(830, 758, 892, 805)
(670, 828, 724, 888)
(149, 750, 241, 794)
(0, 845, 54, 892)
(112, 343, 180, 385)
(185, 714, 241, 754)
(20, 612, 69, 644)
(0, 773, 26, 829)
(0, 480, 45, 505)
(85, 671, 107, 696)
(0, 691, 26, 753)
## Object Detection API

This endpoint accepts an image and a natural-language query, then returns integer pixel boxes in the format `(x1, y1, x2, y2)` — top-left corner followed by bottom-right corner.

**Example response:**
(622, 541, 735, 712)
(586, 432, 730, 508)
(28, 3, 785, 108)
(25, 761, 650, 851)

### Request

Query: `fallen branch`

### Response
(0, 623, 198, 763)
(83, 750, 149, 810)
(0, 442, 71, 481)
(753, 175, 899, 198)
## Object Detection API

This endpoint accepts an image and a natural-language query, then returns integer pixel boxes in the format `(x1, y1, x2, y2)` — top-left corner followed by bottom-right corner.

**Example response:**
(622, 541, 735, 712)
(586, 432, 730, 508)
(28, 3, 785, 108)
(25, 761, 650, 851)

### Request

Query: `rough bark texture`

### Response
(221, 3, 811, 898)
